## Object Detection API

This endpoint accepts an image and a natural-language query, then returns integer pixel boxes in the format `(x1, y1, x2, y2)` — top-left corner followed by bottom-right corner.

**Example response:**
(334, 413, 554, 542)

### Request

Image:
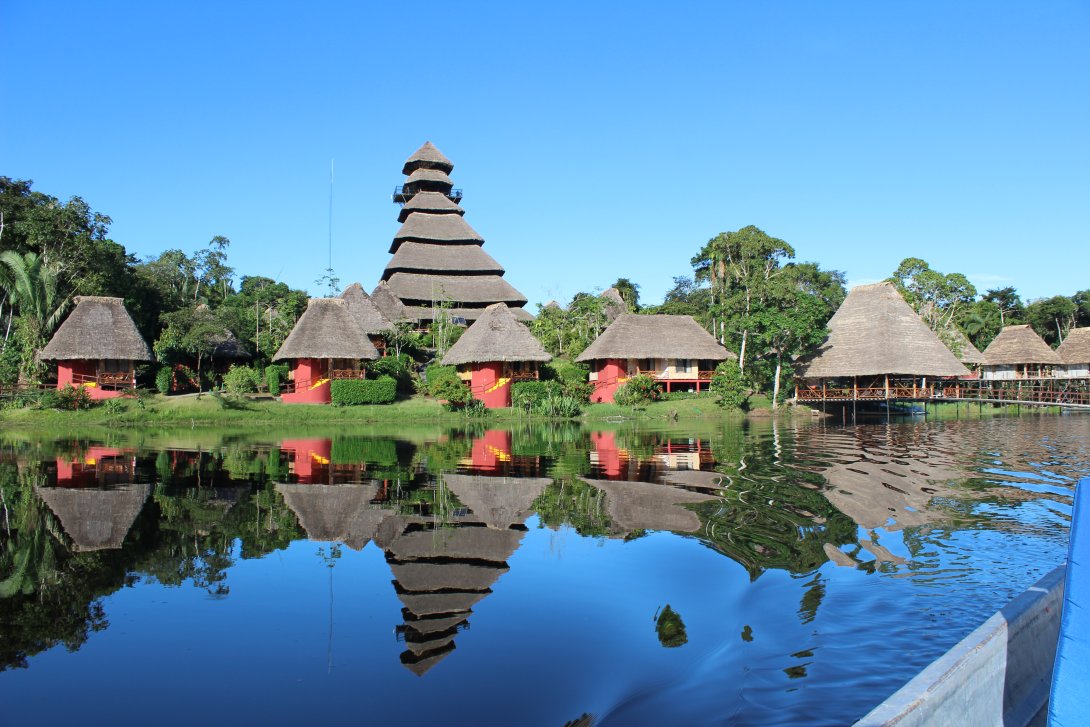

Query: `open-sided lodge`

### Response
(380, 142, 531, 325)
(39, 296, 153, 399)
(795, 282, 970, 403)
(273, 298, 379, 403)
(441, 302, 552, 408)
(576, 314, 735, 403)
(1057, 328, 1090, 379)
(981, 325, 1063, 381)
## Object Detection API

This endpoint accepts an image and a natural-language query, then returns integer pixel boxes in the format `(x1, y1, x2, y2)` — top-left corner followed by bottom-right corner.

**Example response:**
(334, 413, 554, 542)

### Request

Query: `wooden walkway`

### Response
(796, 381, 1090, 410)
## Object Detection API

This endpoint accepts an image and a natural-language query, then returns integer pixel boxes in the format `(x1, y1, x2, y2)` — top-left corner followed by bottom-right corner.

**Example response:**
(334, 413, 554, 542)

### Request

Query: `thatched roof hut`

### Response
(402, 141, 454, 175)
(982, 325, 1061, 365)
(40, 296, 152, 362)
(577, 314, 734, 363)
(1057, 328, 1090, 365)
(398, 191, 465, 223)
(370, 281, 408, 324)
(390, 213, 484, 253)
(385, 273, 527, 307)
(583, 479, 717, 534)
(946, 327, 985, 365)
(795, 282, 969, 378)
(443, 474, 551, 529)
(341, 283, 394, 335)
(384, 241, 504, 279)
(442, 304, 551, 367)
(272, 298, 379, 361)
(275, 483, 394, 551)
(36, 484, 151, 551)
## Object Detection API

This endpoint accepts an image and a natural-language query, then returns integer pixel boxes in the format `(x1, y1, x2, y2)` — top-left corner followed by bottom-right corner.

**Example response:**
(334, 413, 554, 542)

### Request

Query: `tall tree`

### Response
(889, 258, 977, 334)
(0, 251, 69, 382)
(611, 278, 641, 312)
(982, 286, 1025, 326)
(1025, 295, 1078, 346)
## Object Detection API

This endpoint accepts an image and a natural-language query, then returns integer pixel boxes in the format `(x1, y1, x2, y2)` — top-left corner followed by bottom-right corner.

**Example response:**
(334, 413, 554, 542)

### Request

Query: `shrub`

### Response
(155, 365, 173, 394)
(102, 398, 126, 417)
(368, 354, 415, 394)
(265, 367, 281, 395)
(330, 375, 397, 405)
(511, 380, 563, 411)
(542, 360, 593, 402)
(54, 384, 93, 411)
(223, 365, 261, 395)
(710, 360, 748, 411)
(430, 376, 471, 407)
(425, 363, 462, 397)
(537, 392, 583, 417)
(614, 374, 661, 407)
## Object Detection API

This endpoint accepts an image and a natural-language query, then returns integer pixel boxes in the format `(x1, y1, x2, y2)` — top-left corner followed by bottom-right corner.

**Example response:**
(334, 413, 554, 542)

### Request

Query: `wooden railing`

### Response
(795, 381, 1090, 407)
(635, 370, 717, 380)
(330, 369, 366, 380)
(69, 371, 135, 388)
(510, 371, 540, 382)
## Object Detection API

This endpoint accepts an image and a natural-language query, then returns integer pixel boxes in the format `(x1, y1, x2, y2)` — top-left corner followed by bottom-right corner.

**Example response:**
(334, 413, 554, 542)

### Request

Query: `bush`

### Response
(511, 380, 563, 411)
(710, 360, 748, 410)
(542, 360, 593, 402)
(661, 390, 715, 401)
(223, 365, 261, 395)
(54, 384, 93, 411)
(330, 375, 397, 405)
(425, 363, 462, 397)
(368, 354, 415, 394)
(155, 365, 173, 394)
(614, 374, 662, 407)
(264, 364, 289, 395)
(101, 398, 126, 417)
(430, 376, 471, 407)
(537, 392, 583, 417)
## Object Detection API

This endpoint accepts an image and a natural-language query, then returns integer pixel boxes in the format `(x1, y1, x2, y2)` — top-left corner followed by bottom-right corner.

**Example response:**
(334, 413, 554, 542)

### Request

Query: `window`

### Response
(676, 359, 691, 374)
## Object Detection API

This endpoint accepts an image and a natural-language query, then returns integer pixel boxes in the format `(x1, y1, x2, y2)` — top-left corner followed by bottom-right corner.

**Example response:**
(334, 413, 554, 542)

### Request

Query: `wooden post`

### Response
(822, 379, 826, 401)
(853, 376, 858, 401)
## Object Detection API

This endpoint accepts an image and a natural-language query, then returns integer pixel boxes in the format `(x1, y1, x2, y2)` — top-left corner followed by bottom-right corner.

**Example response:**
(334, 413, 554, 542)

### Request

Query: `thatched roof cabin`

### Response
(36, 484, 151, 551)
(402, 141, 454, 175)
(582, 479, 717, 534)
(442, 303, 551, 367)
(577, 314, 734, 363)
(275, 483, 395, 551)
(397, 190, 464, 223)
(1057, 328, 1090, 365)
(39, 296, 152, 362)
(443, 474, 551, 529)
(273, 298, 379, 361)
(401, 304, 532, 324)
(341, 283, 394, 335)
(796, 282, 969, 379)
(983, 325, 1062, 366)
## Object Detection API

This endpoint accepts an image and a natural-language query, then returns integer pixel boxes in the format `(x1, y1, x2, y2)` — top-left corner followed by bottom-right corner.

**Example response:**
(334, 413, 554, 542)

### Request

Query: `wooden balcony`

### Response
(70, 371, 135, 389)
(330, 369, 367, 380)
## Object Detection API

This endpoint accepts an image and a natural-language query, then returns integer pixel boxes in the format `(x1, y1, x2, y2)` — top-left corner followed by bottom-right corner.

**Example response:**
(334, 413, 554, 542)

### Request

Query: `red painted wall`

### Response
(282, 438, 333, 483)
(470, 362, 510, 408)
(282, 358, 331, 404)
(590, 359, 626, 403)
(590, 431, 624, 477)
(57, 360, 129, 400)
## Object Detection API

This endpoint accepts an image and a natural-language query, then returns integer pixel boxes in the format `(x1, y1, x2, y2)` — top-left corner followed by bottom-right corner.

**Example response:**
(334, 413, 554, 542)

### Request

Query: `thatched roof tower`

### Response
(383, 142, 531, 324)
(370, 280, 408, 324)
(983, 325, 1062, 365)
(272, 298, 379, 361)
(441, 303, 551, 367)
(1057, 328, 1090, 365)
(796, 282, 969, 378)
(36, 484, 151, 551)
(40, 296, 152, 362)
(577, 314, 734, 363)
(340, 283, 394, 335)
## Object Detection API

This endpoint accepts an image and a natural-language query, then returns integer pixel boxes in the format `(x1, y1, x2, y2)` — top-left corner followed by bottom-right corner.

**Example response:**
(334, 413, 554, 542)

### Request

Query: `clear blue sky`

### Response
(3, 1, 1087, 308)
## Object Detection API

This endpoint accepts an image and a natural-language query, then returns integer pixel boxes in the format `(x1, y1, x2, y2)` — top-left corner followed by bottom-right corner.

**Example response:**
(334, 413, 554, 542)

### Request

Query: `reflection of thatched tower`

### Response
(35, 484, 151, 551)
(382, 474, 549, 676)
(275, 482, 395, 551)
(382, 142, 531, 324)
(582, 479, 718, 535)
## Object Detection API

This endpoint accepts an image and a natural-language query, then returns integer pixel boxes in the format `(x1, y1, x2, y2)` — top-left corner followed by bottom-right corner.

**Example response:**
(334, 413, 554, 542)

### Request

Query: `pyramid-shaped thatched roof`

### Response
(583, 479, 717, 534)
(273, 298, 379, 361)
(390, 213, 484, 253)
(385, 273, 527, 307)
(398, 191, 465, 223)
(391, 562, 509, 592)
(386, 527, 524, 562)
(443, 474, 551, 529)
(401, 304, 533, 323)
(1057, 328, 1090, 364)
(341, 283, 394, 335)
(36, 484, 151, 551)
(403, 167, 454, 191)
(600, 287, 628, 322)
(371, 281, 408, 324)
(396, 590, 489, 616)
(982, 325, 1061, 366)
(40, 296, 152, 361)
(442, 304, 551, 366)
(402, 141, 454, 175)
(577, 314, 734, 363)
(275, 483, 393, 551)
(946, 327, 985, 365)
(795, 282, 970, 378)
(384, 242, 504, 279)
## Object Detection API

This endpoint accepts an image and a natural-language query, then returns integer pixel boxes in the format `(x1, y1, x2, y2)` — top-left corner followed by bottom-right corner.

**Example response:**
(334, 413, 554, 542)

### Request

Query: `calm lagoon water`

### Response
(1, 415, 1087, 725)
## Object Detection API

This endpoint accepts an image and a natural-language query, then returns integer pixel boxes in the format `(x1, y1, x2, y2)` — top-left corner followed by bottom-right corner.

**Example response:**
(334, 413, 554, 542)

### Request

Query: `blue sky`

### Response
(2, 1, 1087, 308)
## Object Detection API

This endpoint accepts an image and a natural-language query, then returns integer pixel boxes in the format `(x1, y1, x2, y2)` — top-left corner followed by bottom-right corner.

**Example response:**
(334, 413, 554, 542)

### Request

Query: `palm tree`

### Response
(0, 251, 69, 381)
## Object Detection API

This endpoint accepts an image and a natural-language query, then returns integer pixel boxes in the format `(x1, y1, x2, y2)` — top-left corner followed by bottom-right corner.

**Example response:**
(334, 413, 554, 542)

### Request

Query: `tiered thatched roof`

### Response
(371, 281, 408, 324)
(577, 314, 734, 363)
(442, 304, 551, 366)
(1057, 328, 1090, 365)
(273, 298, 379, 361)
(796, 282, 969, 378)
(341, 283, 394, 335)
(401, 304, 533, 323)
(40, 296, 152, 362)
(982, 325, 1061, 366)
(402, 141, 454, 174)
(582, 479, 717, 534)
(946, 327, 985, 365)
(36, 484, 151, 551)
(382, 142, 531, 323)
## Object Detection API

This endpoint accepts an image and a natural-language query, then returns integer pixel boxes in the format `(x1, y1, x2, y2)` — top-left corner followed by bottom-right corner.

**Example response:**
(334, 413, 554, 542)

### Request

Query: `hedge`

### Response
(330, 375, 397, 405)
(511, 380, 563, 410)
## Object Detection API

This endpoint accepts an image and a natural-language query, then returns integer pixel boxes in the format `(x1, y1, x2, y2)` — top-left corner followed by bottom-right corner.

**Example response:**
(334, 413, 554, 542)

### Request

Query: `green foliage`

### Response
(330, 437, 399, 466)
(367, 353, 416, 394)
(330, 376, 397, 406)
(430, 376, 471, 407)
(264, 365, 283, 395)
(538, 392, 583, 417)
(101, 398, 126, 417)
(1025, 295, 1079, 346)
(53, 385, 92, 411)
(425, 364, 462, 397)
(655, 605, 688, 648)
(614, 374, 662, 407)
(711, 360, 748, 410)
(890, 257, 977, 335)
(511, 380, 563, 410)
(222, 365, 260, 395)
(543, 359, 593, 401)
(0, 343, 20, 386)
(155, 365, 173, 394)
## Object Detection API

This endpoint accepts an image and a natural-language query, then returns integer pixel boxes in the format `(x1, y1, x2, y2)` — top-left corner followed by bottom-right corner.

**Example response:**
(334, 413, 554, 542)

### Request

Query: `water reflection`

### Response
(1, 416, 1086, 724)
